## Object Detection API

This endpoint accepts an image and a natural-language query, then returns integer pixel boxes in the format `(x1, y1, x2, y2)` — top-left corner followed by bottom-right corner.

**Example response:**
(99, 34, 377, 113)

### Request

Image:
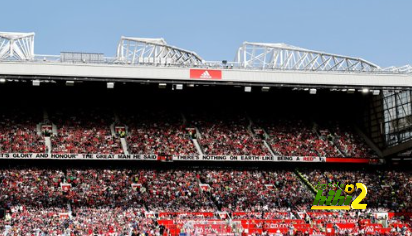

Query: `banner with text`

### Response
(173, 155, 326, 162)
(0, 153, 374, 164)
(0, 153, 158, 160)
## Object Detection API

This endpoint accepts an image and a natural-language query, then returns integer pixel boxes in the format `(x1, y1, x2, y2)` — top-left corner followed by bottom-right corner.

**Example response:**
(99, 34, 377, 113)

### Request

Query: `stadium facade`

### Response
(0, 31, 411, 162)
(1, 31, 412, 235)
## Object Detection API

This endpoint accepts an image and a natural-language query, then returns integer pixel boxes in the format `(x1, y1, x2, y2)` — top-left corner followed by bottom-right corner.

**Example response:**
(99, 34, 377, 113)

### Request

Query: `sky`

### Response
(1, 0, 411, 67)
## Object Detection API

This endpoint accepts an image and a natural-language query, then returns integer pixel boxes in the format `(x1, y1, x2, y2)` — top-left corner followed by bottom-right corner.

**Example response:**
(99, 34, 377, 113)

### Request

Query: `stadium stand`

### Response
(198, 169, 313, 212)
(190, 112, 272, 156)
(0, 86, 405, 235)
(0, 106, 378, 159)
(301, 168, 412, 212)
(255, 118, 342, 157)
(121, 110, 197, 156)
(2, 165, 412, 235)
(6, 206, 67, 235)
(50, 108, 123, 154)
(0, 109, 45, 153)
(331, 124, 378, 158)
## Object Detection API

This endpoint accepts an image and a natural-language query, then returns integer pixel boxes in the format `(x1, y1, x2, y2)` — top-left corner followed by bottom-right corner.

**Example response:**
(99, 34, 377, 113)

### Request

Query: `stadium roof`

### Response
(0, 31, 410, 75)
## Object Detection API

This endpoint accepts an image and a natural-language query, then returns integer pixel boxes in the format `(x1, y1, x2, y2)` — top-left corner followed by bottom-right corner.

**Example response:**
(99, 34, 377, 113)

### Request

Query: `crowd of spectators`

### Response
(4, 166, 410, 214)
(383, 171, 412, 212)
(65, 168, 142, 207)
(199, 169, 313, 212)
(0, 168, 66, 207)
(191, 112, 270, 156)
(5, 206, 67, 235)
(316, 127, 344, 157)
(69, 206, 161, 235)
(300, 168, 412, 212)
(1, 167, 209, 235)
(51, 109, 123, 154)
(256, 118, 342, 157)
(0, 110, 45, 153)
(1, 205, 161, 235)
(331, 124, 378, 158)
(65, 168, 215, 212)
(2, 166, 412, 235)
(0, 108, 379, 159)
(141, 169, 215, 212)
(122, 111, 197, 156)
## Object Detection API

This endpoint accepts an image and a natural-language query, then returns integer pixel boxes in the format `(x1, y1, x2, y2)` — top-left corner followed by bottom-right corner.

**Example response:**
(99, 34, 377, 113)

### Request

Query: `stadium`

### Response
(0, 30, 412, 236)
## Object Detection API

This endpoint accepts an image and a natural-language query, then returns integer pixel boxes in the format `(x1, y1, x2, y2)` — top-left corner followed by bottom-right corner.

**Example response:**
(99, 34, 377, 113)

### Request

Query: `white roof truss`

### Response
(116, 36, 203, 66)
(0, 32, 35, 61)
(235, 42, 380, 72)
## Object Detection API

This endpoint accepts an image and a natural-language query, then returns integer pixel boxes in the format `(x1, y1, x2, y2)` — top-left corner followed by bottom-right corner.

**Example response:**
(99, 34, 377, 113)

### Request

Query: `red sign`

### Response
(190, 69, 222, 79)
(326, 158, 369, 163)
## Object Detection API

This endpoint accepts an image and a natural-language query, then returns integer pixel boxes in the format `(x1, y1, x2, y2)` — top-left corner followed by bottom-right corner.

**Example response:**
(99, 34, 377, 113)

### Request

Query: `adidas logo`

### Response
(200, 70, 212, 79)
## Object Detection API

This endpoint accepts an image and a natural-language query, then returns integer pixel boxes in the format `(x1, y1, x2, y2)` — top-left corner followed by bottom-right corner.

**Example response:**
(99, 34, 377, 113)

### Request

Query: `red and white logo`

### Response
(190, 69, 222, 80)
(200, 71, 212, 79)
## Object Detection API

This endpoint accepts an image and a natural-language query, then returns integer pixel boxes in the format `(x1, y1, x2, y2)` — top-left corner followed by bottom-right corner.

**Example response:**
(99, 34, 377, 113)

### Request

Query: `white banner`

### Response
(174, 155, 274, 161)
(0, 153, 325, 162)
(275, 156, 326, 162)
(173, 155, 325, 162)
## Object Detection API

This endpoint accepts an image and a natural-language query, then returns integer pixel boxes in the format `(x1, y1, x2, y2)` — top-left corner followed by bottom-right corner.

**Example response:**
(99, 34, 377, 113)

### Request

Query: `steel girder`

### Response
(0, 32, 35, 61)
(382, 65, 412, 74)
(116, 36, 203, 66)
(235, 42, 380, 72)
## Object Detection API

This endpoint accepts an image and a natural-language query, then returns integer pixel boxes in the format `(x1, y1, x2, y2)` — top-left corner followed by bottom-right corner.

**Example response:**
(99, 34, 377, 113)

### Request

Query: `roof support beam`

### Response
(116, 37, 203, 66)
(0, 32, 35, 61)
(235, 42, 380, 72)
